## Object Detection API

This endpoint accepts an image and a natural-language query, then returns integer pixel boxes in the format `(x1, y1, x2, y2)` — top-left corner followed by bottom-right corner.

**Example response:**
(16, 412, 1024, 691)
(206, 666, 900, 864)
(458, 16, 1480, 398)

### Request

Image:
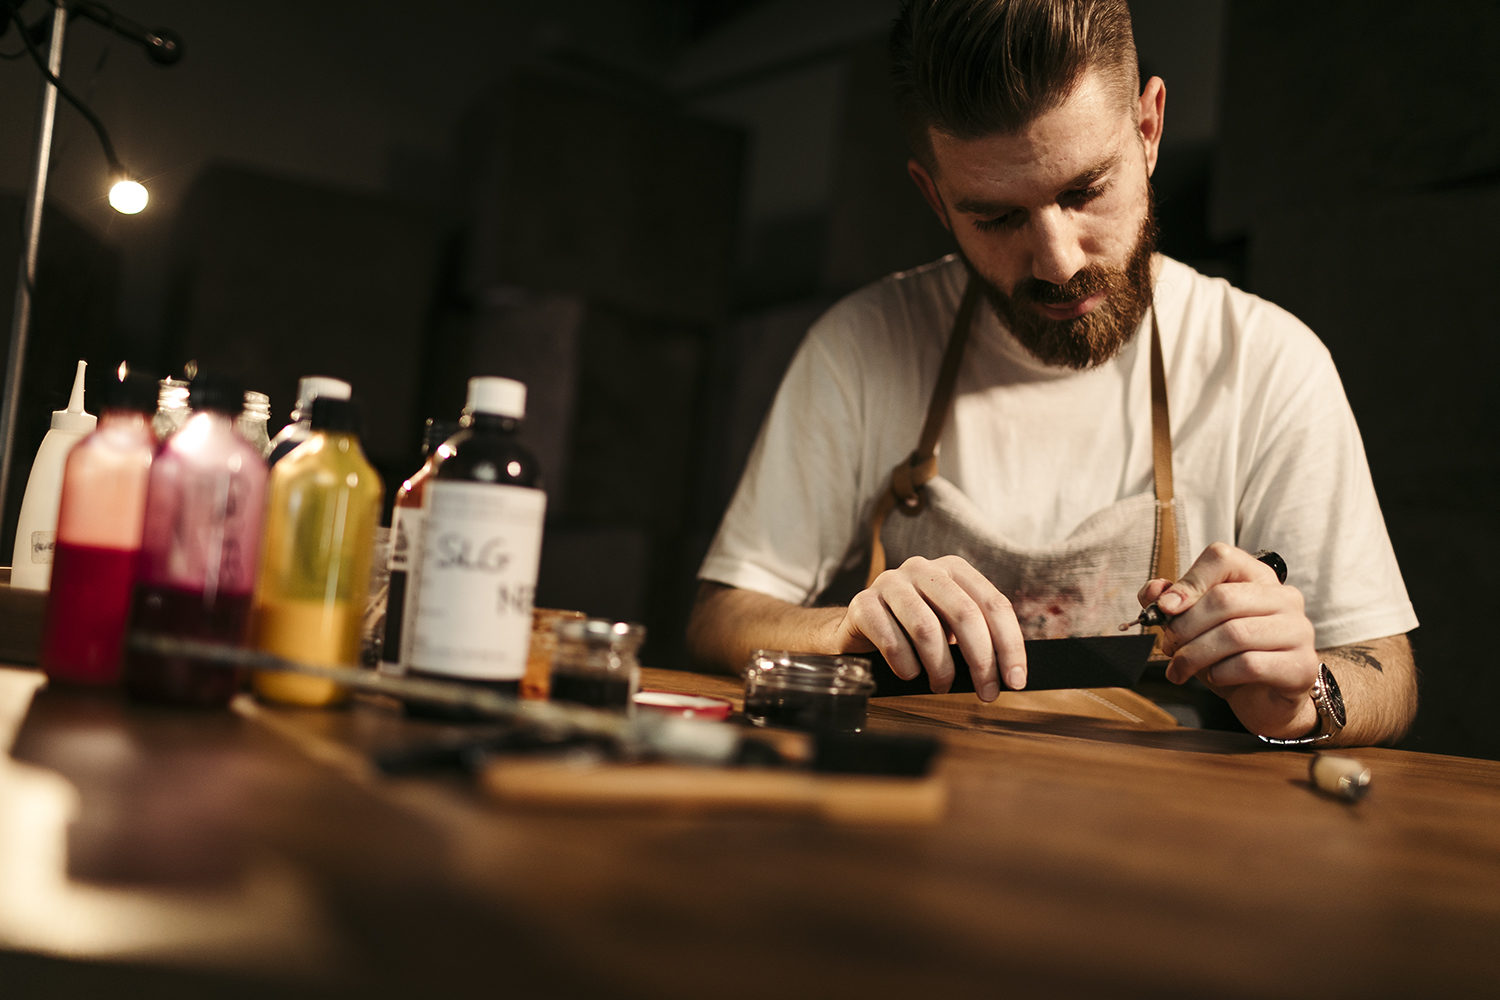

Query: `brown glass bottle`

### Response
(379, 417, 457, 675)
(404, 377, 545, 716)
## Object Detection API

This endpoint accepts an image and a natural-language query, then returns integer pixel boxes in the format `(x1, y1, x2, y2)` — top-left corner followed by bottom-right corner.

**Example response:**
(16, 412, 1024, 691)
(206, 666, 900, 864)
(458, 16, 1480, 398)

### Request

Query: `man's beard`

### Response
(963, 199, 1159, 370)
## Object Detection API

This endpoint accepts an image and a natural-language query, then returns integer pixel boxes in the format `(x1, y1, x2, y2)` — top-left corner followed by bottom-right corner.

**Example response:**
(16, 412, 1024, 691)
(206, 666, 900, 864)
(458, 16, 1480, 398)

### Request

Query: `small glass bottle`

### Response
(236, 390, 272, 455)
(522, 606, 586, 699)
(406, 377, 545, 702)
(265, 375, 351, 465)
(548, 619, 645, 712)
(39, 365, 158, 684)
(379, 417, 457, 676)
(123, 374, 269, 707)
(251, 396, 384, 707)
(152, 376, 191, 440)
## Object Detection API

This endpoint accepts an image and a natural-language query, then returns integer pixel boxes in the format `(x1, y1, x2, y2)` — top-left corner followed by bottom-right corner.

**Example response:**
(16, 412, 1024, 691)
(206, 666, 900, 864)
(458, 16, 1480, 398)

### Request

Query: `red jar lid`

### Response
(634, 689, 733, 721)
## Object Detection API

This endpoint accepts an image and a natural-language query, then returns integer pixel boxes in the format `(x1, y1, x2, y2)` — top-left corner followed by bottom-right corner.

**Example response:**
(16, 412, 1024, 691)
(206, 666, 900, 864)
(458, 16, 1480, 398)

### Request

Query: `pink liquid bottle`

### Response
(38, 366, 160, 685)
(123, 374, 269, 707)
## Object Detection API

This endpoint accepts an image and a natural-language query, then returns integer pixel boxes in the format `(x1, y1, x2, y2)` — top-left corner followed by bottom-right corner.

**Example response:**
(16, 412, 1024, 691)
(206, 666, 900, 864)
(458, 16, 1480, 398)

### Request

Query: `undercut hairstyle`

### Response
(890, 0, 1140, 165)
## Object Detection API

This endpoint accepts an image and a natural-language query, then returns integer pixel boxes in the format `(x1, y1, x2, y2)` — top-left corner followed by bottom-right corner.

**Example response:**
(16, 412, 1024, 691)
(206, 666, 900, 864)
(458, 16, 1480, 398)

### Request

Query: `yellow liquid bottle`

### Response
(252, 396, 384, 707)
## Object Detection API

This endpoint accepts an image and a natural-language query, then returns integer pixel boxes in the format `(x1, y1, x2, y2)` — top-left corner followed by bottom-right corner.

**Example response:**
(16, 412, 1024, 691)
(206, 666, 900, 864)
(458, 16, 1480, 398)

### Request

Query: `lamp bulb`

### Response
(109, 178, 149, 215)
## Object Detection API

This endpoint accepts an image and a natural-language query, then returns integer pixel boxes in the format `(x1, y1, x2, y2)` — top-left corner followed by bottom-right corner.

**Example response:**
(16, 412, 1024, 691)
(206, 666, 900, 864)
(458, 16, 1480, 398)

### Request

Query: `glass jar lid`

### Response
(743, 650, 874, 695)
(555, 618, 646, 650)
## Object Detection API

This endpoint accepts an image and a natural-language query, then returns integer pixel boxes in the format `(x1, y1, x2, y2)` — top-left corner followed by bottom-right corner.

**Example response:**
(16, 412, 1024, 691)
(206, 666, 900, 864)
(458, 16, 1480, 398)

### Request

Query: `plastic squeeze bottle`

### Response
(10, 360, 97, 589)
(264, 375, 351, 465)
(38, 367, 158, 684)
(378, 417, 457, 676)
(251, 396, 384, 707)
(406, 377, 545, 703)
(122, 374, 269, 707)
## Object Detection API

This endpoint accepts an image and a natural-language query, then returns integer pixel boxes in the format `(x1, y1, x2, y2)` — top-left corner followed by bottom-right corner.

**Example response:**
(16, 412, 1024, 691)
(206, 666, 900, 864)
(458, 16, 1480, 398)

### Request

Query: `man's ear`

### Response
(907, 158, 952, 233)
(1138, 75, 1166, 177)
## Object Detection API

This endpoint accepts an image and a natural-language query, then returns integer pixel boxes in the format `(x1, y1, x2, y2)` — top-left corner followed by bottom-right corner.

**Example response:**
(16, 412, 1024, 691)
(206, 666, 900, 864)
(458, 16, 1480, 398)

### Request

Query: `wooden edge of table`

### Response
(0, 660, 1183, 830)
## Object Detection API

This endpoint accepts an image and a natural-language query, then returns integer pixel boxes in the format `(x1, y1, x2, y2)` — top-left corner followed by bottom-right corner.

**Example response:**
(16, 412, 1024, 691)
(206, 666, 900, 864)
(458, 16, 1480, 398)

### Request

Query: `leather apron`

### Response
(864, 280, 1188, 641)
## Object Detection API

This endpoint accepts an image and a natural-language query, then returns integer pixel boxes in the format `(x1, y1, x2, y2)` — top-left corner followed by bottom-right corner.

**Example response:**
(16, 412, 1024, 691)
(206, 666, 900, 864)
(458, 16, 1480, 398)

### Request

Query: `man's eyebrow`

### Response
(953, 158, 1117, 216)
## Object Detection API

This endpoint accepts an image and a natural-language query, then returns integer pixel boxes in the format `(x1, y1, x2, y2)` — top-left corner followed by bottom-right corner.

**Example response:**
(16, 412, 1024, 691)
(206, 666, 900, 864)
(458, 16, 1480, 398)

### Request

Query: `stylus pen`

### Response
(1123, 549, 1287, 631)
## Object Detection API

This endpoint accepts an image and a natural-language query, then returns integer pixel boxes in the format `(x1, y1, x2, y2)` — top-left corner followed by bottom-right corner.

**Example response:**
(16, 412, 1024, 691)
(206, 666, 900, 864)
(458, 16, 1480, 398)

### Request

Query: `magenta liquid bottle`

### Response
(39, 366, 159, 685)
(123, 374, 269, 707)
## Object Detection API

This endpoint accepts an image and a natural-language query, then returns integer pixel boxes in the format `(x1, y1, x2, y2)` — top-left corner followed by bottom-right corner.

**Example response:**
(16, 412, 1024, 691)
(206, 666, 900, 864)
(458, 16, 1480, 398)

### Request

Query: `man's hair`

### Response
(890, 0, 1140, 164)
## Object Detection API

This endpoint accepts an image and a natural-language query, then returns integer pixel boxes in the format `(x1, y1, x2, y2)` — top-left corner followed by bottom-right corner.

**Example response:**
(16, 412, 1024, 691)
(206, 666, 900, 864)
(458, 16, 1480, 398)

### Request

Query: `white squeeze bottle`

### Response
(10, 360, 97, 590)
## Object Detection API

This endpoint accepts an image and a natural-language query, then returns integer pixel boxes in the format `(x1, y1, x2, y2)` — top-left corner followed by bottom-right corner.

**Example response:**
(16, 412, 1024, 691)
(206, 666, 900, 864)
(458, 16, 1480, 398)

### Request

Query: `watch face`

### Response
(1321, 664, 1346, 727)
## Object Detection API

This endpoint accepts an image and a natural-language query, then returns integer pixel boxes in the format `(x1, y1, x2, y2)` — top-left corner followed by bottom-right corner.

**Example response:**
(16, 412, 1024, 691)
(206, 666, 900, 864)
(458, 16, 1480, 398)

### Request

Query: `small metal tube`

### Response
(1310, 752, 1372, 802)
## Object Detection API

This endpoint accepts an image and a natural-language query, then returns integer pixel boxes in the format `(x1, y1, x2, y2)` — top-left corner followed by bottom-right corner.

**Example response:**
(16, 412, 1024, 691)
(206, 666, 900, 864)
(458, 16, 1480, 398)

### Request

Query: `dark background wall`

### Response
(2, 1, 1494, 758)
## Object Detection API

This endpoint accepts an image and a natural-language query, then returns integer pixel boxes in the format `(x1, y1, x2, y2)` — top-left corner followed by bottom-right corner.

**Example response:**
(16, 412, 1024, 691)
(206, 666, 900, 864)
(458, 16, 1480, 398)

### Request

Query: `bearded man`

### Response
(686, 0, 1417, 746)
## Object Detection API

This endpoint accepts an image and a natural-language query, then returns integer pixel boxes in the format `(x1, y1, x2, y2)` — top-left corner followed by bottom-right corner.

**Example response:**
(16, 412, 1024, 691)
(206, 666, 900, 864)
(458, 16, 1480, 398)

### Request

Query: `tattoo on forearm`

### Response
(1336, 644, 1385, 674)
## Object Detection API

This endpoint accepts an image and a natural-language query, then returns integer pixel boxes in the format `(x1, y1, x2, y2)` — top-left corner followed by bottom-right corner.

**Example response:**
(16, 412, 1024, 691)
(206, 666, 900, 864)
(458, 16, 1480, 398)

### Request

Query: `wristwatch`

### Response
(1259, 663, 1345, 746)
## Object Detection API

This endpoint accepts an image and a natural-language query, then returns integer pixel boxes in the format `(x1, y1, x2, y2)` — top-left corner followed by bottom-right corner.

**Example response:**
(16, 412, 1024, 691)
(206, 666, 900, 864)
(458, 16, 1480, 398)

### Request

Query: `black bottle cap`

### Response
(105, 365, 159, 414)
(188, 373, 246, 415)
(309, 395, 362, 435)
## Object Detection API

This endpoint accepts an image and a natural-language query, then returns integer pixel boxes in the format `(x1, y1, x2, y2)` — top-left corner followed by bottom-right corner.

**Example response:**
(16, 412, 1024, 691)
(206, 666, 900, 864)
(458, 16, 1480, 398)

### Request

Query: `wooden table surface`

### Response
(2, 662, 1497, 999)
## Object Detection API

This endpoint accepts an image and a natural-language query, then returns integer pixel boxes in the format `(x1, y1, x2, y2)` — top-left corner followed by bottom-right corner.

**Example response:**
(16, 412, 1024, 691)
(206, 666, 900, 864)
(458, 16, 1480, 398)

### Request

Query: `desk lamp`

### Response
(0, 0, 182, 550)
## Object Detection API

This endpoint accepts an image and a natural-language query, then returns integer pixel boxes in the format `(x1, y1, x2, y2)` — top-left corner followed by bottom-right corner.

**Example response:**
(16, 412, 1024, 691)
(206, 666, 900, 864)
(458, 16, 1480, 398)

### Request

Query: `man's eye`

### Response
(973, 212, 1022, 233)
(1060, 184, 1105, 209)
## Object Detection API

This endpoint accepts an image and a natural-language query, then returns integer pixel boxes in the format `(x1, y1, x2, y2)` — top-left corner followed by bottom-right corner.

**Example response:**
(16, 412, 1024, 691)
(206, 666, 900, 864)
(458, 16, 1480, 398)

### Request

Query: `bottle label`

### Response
(408, 481, 546, 681)
(381, 504, 424, 671)
(28, 531, 55, 565)
(387, 505, 422, 573)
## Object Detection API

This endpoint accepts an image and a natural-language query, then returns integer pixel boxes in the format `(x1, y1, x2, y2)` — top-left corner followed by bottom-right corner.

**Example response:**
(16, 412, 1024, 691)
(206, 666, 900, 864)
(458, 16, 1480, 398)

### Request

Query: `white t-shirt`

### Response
(700, 254, 1417, 649)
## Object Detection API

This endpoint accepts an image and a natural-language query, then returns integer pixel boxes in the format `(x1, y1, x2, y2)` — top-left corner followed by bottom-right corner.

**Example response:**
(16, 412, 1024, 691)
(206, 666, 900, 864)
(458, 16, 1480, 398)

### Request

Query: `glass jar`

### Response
(236, 390, 272, 454)
(522, 607, 586, 698)
(152, 377, 191, 440)
(548, 618, 646, 712)
(742, 651, 876, 733)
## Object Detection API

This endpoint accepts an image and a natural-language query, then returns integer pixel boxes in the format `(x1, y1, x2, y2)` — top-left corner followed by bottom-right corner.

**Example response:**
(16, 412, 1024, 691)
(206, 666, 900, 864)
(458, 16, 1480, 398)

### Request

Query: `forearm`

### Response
(1320, 633, 1417, 747)
(684, 581, 846, 675)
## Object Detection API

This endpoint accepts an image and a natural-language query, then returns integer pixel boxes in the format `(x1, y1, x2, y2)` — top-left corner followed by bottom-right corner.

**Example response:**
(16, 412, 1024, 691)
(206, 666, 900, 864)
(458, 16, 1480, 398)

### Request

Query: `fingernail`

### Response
(1005, 666, 1026, 690)
(979, 679, 999, 702)
(1158, 591, 1184, 613)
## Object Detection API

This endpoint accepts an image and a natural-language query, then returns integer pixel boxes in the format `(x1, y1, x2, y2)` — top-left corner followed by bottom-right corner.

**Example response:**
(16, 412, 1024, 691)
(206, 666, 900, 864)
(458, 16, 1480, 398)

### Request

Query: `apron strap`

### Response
(1148, 304, 1178, 582)
(863, 283, 1178, 590)
(866, 280, 979, 587)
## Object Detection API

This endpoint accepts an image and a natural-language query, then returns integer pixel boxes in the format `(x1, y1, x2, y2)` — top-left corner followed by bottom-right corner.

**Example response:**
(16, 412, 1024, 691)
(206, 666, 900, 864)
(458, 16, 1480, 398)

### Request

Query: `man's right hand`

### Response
(829, 555, 1027, 701)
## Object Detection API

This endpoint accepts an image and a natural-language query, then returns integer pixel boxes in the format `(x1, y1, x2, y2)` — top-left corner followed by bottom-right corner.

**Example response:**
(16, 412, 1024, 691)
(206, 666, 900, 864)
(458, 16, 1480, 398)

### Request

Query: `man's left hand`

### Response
(1137, 542, 1320, 740)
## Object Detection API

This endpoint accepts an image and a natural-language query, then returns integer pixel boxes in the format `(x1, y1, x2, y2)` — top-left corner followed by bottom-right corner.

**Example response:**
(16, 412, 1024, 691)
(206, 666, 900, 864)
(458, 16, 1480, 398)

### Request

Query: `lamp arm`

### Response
(69, 1, 182, 65)
(6, 2, 123, 172)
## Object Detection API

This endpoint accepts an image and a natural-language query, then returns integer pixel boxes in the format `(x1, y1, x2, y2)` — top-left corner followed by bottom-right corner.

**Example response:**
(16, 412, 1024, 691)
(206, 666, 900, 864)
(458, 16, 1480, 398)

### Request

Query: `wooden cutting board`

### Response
(477, 756, 949, 825)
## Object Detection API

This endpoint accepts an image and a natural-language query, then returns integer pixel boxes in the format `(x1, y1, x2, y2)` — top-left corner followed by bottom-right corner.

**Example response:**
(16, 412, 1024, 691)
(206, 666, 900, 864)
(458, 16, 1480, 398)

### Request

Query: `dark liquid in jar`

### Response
(123, 583, 252, 707)
(743, 687, 867, 733)
(549, 672, 632, 710)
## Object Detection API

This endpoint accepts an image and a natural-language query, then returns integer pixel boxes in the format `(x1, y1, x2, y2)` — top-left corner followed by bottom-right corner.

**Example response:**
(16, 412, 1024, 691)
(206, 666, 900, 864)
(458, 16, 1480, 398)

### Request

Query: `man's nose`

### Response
(1028, 208, 1086, 287)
